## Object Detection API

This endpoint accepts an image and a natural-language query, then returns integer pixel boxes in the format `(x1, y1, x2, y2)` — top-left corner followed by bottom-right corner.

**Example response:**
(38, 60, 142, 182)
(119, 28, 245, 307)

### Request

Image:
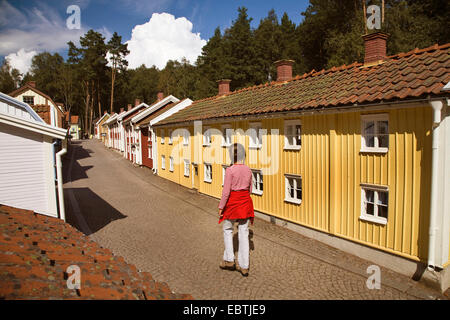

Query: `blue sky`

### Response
(0, 0, 309, 74)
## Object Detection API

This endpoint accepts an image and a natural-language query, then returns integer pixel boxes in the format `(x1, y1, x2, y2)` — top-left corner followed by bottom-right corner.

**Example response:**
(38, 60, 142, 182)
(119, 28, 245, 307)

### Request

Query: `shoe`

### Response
(219, 260, 236, 271)
(236, 264, 249, 277)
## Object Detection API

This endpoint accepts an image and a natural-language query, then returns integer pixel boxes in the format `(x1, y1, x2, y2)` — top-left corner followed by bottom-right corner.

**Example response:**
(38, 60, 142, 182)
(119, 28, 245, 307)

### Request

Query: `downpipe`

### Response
(428, 100, 444, 271)
(56, 144, 67, 221)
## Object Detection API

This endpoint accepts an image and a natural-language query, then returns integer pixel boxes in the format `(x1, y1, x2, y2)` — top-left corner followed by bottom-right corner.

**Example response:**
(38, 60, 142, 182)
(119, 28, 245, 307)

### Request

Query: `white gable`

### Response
(0, 92, 44, 123)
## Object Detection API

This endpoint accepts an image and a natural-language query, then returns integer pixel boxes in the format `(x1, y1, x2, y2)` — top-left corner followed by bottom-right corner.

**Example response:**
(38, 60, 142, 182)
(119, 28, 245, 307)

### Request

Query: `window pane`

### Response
(286, 125, 293, 136)
(364, 121, 375, 135)
(378, 134, 389, 148)
(378, 205, 388, 219)
(378, 191, 388, 206)
(296, 188, 301, 200)
(378, 121, 388, 135)
(366, 203, 374, 216)
(295, 125, 301, 146)
(364, 135, 375, 148)
(365, 190, 375, 203)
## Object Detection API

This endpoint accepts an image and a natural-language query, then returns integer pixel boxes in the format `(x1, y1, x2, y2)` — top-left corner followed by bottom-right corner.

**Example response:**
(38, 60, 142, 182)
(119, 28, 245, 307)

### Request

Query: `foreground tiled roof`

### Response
(0, 205, 193, 300)
(158, 43, 450, 126)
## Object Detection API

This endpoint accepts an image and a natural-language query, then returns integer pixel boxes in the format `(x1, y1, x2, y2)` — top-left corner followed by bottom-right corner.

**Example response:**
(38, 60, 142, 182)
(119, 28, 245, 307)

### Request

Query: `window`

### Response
(204, 163, 212, 183)
(361, 114, 389, 153)
(360, 184, 388, 225)
(23, 96, 34, 105)
(161, 155, 166, 169)
(168, 129, 173, 145)
(222, 126, 232, 147)
(249, 123, 262, 149)
(284, 120, 301, 150)
(285, 174, 302, 204)
(184, 160, 190, 177)
(169, 156, 174, 172)
(251, 170, 263, 195)
(148, 145, 152, 159)
(161, 130, 165, 144)
(203, 128, 212, 146)
(222, 165, 230, 186)
(183, 130, 189, 146)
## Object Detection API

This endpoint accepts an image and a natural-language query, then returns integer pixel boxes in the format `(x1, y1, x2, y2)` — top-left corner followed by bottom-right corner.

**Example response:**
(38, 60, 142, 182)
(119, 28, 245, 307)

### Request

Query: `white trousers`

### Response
(223, 219, 250, 269)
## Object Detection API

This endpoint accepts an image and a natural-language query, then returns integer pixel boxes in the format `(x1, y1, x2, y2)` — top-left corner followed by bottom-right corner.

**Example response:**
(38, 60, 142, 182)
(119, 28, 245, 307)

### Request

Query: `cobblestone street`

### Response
(63, 140, 447, 300)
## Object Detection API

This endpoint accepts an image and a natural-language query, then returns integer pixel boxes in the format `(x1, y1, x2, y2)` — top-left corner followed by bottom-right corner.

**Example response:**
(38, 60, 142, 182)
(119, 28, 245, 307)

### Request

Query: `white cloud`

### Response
(126, 12, 207, 70)
(5, 49, 37, 75)
(0, 0, 86, 56)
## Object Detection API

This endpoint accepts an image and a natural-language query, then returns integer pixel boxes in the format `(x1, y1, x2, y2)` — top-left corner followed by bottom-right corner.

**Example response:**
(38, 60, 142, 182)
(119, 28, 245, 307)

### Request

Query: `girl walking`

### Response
(218, 143, 254, 277)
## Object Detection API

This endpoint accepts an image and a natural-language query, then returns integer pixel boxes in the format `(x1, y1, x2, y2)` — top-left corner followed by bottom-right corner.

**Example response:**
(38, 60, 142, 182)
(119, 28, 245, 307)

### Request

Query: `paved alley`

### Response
(63, 140, 447, 300)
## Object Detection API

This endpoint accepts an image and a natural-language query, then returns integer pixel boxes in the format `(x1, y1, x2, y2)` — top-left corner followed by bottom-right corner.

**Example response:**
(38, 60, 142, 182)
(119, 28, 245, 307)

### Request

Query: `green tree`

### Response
(68, 30, 108, 135)
(107, 32, 130, 113)
(254, 9, 282, 83)
(128, 65, 159, 105)
(221, 7, 258, 90)
(0, 58, 21, 93)
(29, 52, 64, 100)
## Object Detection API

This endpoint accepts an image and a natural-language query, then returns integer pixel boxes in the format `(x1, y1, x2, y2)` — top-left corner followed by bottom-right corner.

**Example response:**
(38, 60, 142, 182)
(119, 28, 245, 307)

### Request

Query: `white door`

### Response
(0, 124, 50, 215)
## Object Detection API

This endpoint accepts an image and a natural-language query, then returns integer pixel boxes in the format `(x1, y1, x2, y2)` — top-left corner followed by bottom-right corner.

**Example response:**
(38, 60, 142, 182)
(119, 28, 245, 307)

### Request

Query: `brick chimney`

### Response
(120, 107, 124, 113)
(157, 92, 164, 101)
(274, 60, 294, 82)
(135, 98, 141, 106)
(27, 81, 36, 88)
(127, 104, 132, 111)
(362, 32, 389, 65)
(217, 79, 231, 96)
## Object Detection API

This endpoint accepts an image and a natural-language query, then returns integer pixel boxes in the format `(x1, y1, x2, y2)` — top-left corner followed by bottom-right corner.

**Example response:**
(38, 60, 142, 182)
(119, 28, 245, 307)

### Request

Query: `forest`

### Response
(0, 0, 448, 134)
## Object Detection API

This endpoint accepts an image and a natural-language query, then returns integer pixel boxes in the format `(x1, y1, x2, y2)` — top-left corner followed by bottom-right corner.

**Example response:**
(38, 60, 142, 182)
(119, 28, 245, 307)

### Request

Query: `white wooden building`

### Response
(0, 92, 68, 219)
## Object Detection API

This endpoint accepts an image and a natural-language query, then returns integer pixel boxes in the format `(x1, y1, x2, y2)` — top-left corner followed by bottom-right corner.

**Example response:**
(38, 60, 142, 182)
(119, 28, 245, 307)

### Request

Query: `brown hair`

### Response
(230, 143, 245, 164)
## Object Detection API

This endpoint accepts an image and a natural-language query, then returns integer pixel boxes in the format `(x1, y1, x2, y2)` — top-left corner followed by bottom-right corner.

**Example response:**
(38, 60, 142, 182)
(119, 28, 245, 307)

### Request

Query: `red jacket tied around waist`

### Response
(218, 164, 254, 224)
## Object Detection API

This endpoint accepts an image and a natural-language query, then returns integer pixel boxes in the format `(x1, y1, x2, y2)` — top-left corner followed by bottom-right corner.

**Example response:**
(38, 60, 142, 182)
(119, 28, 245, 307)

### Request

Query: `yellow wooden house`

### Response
(153, 33, 450, 292)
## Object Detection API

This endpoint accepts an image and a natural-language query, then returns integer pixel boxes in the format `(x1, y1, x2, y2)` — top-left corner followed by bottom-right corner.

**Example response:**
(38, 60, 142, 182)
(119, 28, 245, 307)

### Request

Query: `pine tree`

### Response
(107, 32, 129, 113)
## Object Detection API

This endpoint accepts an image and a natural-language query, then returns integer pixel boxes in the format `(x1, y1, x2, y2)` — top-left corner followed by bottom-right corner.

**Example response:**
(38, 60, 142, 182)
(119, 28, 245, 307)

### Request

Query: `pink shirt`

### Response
(219, 164, 252, 209)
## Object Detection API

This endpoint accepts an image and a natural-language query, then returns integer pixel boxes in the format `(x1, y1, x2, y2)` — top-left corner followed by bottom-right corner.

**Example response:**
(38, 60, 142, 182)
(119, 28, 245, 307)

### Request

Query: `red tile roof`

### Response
(0, 205, 193, 300)
(157, 43, 450, 126)
(31, 104, 51, 125)
(70, 116, 79, 124)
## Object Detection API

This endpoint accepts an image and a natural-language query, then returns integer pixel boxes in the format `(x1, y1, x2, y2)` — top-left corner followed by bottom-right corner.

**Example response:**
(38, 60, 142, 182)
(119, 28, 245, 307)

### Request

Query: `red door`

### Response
(141, 128, 153, 168)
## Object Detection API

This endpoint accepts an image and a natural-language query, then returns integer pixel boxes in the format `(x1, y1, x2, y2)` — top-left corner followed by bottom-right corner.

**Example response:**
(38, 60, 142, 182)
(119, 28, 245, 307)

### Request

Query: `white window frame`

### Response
(168, 129, 173, 145)
(251, 169, 263, 195)
(284, 119, 302, 151)
(360, 114, 389, 153)
(360, 184, 389, 225)
(23, 96, 34, 105)
(161, 129, 165, 144)
(249, 122, 263, 149)
(204, 163, 212, 183)
(161, 155, 166, 170)
(221, 125, 232, 147)
(184, 159, 190, 177)
(148, 144, 152, 159)
(169, 156, 174, 172)
(222, 165, 230, 186)
(183, 129, 189, 146)
(284, 174, 302, 205)
(203, 127, 212, 147)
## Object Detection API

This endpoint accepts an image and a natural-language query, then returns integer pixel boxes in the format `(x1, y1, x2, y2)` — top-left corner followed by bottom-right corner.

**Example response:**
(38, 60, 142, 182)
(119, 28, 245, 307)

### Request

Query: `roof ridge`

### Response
(186, 42, 450, 106)
(387, 42, 450, 60)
